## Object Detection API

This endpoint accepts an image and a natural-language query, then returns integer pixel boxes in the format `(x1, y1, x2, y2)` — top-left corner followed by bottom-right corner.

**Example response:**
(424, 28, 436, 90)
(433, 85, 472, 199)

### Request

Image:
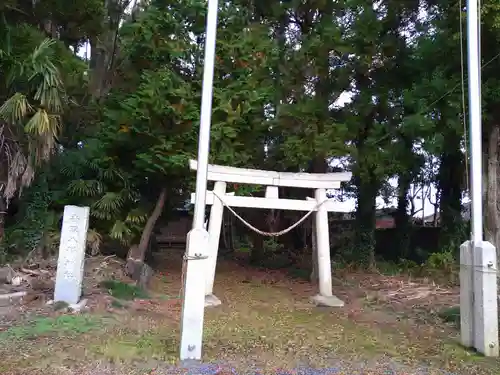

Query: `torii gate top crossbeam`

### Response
(189, 159, 352, 189)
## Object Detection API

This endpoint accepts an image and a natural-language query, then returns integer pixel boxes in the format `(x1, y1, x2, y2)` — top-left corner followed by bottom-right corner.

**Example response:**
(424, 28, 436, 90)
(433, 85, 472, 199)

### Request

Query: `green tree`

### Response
(0, 28, 67, 238)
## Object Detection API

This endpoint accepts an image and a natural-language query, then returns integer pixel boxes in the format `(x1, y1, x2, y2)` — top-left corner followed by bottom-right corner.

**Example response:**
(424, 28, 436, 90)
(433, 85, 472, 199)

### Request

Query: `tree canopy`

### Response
(0, 0, 497, 269)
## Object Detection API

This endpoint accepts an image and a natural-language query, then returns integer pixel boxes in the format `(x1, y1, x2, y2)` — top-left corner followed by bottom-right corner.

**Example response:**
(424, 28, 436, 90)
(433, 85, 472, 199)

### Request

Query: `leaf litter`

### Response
(0, 252, 497, 375)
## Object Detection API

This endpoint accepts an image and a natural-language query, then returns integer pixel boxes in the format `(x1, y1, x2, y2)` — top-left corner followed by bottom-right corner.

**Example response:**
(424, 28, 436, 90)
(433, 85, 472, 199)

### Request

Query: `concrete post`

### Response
(205, 181, 226, 307)
(459, 240, 474, 348)
(473, 241, 498, 356)
(179, 228, 209, 360)
(310, 188, 343, 307)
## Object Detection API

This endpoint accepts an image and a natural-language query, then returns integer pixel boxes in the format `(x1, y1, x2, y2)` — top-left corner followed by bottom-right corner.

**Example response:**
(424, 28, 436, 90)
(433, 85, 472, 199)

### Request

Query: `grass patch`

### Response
(218, 310, 410, 359)
(157, 294, 180, 301)
(53, 301, 70, 311)
(0, 314, 105, 341)
(439, 305, 500, 331)
(3, 261, 500, 374)
(90, 296, 485, 372)
(100, 279, 149, 300)
(439, 306, 461, 327)
(110, 299, 127, 309)
(286, 266, 310, 281)
(93, 329, 178, 363)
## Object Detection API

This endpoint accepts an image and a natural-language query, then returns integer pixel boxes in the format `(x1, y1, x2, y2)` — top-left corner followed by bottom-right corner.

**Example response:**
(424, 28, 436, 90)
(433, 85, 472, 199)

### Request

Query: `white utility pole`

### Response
(179, 0, 219, 361)
(468, 0, 482, 241)
(460, 0, 498, 357)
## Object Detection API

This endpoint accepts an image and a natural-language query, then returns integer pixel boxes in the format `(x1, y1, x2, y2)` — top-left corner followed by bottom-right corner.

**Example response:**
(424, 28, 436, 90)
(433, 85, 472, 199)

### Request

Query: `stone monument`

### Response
(54, 205, 90, 305)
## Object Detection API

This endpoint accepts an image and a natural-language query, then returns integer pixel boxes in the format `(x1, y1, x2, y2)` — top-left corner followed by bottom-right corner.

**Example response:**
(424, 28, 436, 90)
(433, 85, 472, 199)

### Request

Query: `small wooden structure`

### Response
(156, 214, 191, 247)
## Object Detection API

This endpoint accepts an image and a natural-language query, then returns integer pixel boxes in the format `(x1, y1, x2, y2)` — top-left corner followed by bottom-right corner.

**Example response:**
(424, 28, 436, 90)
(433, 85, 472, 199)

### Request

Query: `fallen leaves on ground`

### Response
(0, 251, 496, 375)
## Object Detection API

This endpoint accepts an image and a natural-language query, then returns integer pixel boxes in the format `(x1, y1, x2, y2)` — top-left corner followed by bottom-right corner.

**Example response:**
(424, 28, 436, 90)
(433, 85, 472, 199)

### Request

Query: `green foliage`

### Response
(1, 170, 53, 255)
(373, 260, 419, 276)
(52, 142, 149, 246)
(100, 279, 149, 300)
(0, 29, 68, 201)
(439, 305, 500, 332)
(263, 238, 283, 253)
(0, 10, 98, 254)
(438, 306, 461, 327)
(287, 266, 311, 281)
(1, 0, 495, 269)
(0, 314, 105, 341)
(425, 251, 457, 275)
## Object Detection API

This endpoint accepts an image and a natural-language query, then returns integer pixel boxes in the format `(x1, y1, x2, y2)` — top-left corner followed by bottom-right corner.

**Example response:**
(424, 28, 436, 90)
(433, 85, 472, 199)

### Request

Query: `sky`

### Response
(328, 94, 439, 217)
(326, 179, 439, 217)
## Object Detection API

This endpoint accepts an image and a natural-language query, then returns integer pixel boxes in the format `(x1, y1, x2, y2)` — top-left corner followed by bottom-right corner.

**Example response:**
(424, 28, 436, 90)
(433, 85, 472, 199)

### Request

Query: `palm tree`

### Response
(0, 38, 65, 237)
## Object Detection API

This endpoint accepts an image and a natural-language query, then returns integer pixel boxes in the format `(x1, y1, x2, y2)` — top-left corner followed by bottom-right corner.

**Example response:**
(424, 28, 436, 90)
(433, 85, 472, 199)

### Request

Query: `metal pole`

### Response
(179, 0, 219, 362)
(192, 0, 219, 229)
(467, 0, 483, 244)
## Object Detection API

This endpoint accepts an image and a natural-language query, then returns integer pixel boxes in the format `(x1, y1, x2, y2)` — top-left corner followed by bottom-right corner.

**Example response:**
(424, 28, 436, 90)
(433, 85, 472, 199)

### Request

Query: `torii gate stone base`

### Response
(188, 159, 351, 308)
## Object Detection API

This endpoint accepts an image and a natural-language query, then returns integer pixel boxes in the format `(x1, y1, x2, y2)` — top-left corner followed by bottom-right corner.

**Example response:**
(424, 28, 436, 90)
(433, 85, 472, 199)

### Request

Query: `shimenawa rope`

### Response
(211, 190, 329, 237)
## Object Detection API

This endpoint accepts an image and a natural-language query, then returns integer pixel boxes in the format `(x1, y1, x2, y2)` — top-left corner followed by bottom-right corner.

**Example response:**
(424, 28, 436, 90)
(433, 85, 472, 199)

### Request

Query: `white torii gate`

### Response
(180, 159, 351, 360)
(188, 159, 352, 307)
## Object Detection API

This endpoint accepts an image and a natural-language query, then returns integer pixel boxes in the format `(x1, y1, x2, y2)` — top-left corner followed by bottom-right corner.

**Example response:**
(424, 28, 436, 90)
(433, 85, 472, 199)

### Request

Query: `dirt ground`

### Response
(0, 251, 498, 375)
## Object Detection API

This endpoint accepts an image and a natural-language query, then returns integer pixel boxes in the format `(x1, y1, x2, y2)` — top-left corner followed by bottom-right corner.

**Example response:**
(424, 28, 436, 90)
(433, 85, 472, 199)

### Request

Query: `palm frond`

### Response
(67, 179, 102, 197)
(0, 93, 33, 124)
(86, 228, 103, 255)
(110, 220, 133, 244)
(59, 160, 83, 178)
(34, 83, 63, 113)
(85, 159, 101, 172)
(0, 37, 65, 201)
(125, 208, 148, 225)
(91, 192, 125, 220)
(19, 162, 34, 189)
(4, 150, 28, 200)
(24, 108, 60, 136)
(30, 38, 57, 62)
(100, 167, 121, 181)
(29, 40, 64, 114)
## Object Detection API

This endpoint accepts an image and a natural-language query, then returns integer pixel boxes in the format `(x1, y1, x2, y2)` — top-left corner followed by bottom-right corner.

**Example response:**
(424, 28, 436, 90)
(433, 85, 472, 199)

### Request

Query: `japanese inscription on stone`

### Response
(54, 205, 90, 305)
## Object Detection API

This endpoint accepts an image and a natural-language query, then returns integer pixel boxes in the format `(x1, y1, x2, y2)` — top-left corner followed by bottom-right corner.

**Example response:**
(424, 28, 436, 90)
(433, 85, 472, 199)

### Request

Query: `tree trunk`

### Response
(126, 188, 167, 284)
(354, 172, 378, 268)
(395, 172, 411, 259)
(249, 230, 265, 266)
(89, 36, 109, 99)
(0, 197, 6, 242)
(485, 125, 500, 260)
(129, 187, 167, 262)
(88, 0, 123, 99)
(438, 132, 465, 251)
